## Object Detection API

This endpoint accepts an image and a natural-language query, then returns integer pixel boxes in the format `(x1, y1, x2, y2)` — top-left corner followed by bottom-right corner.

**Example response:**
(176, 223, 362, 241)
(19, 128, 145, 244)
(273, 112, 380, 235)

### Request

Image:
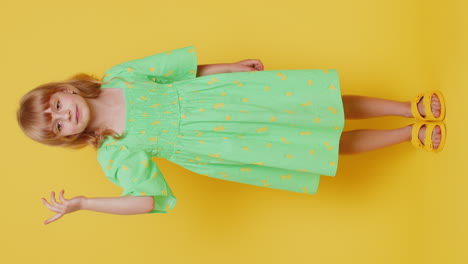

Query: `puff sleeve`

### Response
(102, 46, 198, 84)
(97, 145, 177, 214)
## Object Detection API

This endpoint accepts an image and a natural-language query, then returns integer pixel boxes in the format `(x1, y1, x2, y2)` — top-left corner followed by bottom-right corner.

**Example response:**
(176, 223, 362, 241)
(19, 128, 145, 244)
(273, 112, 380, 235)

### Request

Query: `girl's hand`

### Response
(41, 190, 84, 225)
(231, 59, 264, 72)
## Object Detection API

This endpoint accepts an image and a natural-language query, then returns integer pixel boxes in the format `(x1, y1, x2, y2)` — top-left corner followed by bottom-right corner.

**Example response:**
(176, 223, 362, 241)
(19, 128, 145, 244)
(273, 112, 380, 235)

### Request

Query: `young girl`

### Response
(17, 46, 446, 224)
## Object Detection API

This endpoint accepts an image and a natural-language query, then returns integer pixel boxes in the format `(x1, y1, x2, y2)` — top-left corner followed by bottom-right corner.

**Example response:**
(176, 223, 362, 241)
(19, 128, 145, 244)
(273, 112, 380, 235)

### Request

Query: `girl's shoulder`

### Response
(97, 138, 132, 171)
(97, 138, 119, 158)
(101, 45, 197, 85)
(97, 137, 149, 162)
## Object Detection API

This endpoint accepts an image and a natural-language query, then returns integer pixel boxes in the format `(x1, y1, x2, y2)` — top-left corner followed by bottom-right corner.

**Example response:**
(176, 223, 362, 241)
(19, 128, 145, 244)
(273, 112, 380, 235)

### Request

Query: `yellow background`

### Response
(2, 0, 467, 263)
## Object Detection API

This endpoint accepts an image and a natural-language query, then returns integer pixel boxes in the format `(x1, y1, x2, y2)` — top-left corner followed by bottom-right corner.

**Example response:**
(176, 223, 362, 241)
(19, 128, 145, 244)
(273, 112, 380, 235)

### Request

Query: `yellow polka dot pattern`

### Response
(214, 125, 225, 132)
(276, 72, 287, 80)
(208, 77, 218, 85)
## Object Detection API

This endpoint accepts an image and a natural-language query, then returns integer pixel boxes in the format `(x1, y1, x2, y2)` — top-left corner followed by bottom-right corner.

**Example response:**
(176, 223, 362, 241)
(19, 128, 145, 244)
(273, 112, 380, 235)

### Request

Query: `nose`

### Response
(55, 109, 72, 122)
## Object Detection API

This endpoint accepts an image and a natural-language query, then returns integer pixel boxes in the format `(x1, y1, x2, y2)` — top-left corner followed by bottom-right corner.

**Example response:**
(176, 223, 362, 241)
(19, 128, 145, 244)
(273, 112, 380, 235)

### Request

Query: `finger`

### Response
(49, 192, 66, 211)
(50, 191, 59, 206)
(247, 60, 263, 71)
(50, 191, 65, 209)
(41, 198, 64, 213)
(257, 61, 264, 70)
(59, 190, 67, 203)
(238, 59, 257, 67)
(44, 213, 64, 225)
(248, 59, 260, 68)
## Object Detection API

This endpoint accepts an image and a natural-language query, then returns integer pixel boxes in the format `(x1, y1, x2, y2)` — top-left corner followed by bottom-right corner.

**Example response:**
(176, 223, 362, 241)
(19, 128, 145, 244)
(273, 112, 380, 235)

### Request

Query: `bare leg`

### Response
(342, 94, 442, 119)
(339, 126, 411, 154)
(339, 124, 443, 154)
(342, 95, 412, 119)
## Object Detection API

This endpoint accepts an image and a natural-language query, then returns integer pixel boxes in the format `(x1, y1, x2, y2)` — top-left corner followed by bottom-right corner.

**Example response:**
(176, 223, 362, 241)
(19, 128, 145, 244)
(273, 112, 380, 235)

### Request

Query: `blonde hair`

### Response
(17, 73, 122, 149)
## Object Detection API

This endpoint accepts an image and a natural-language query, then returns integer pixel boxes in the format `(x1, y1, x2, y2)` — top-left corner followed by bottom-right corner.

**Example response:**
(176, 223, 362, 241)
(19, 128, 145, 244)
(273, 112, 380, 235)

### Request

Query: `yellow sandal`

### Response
(411, 121, 446, 153)
(410, 91, 446, 121)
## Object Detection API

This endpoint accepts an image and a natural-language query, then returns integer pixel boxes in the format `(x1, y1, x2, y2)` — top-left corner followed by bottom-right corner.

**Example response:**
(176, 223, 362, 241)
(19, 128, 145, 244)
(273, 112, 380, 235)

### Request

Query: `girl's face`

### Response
(44, 91, 90, 137)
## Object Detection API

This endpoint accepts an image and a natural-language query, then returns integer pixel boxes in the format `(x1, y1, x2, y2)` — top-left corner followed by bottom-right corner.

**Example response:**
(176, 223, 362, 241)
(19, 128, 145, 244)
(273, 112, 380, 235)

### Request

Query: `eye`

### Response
(56, 121, 62, 132)
(56, 100, 61, 110)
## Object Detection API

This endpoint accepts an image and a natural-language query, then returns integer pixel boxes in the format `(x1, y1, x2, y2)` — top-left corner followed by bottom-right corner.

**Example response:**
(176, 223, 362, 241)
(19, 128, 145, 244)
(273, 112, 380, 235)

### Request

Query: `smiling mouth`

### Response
(76, 106, 79, 124)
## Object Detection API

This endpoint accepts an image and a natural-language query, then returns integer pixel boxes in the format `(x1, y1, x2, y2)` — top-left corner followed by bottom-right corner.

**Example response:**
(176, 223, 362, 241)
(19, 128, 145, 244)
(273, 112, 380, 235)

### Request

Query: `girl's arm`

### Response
(81, 196, 154, 215)
(196, 59, 264, 77)
(41, 190, 154, 224)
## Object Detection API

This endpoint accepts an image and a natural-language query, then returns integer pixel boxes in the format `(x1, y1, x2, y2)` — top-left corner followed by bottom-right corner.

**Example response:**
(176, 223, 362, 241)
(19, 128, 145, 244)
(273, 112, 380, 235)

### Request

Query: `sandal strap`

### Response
(423, 123, 437, 152)
(411, 93, 424, 119)
(430, 91, 446, 121)
(425, 122, 446, 153)
(424, 92, 436, 120)
(411, 122, 425, 149)
(438, 122, 446, 152)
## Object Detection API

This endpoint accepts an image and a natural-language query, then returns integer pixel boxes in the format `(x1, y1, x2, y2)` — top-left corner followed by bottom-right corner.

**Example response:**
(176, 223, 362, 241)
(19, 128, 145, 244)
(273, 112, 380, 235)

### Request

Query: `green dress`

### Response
(97, 46, 345, 213)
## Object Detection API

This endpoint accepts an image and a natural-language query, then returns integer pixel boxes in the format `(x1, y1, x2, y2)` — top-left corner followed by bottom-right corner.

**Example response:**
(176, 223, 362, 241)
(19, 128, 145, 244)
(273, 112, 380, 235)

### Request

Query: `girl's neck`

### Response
(86, 89, 125, 134)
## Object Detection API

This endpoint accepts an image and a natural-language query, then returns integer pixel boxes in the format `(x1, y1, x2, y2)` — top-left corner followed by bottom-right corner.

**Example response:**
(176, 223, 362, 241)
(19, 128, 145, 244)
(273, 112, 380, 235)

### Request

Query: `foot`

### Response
(412, 124, 442, 150)
(408, 93, 441, 118)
